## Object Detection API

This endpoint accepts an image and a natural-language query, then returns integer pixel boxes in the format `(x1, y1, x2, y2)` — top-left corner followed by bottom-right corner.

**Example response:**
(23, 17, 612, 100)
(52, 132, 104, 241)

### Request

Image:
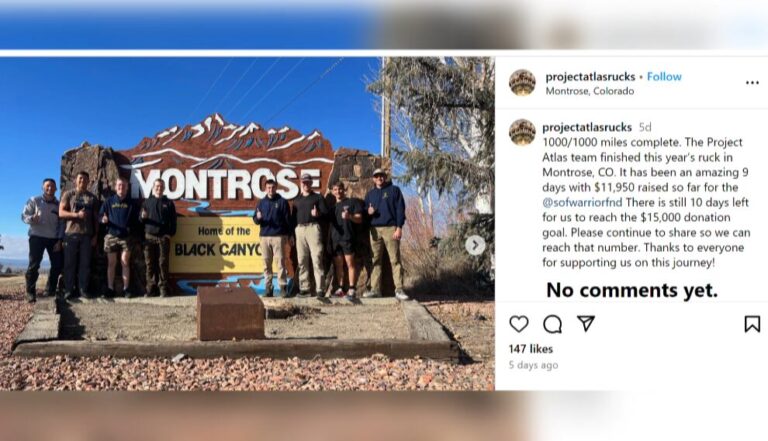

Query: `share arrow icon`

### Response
(577, 315, 595, 332)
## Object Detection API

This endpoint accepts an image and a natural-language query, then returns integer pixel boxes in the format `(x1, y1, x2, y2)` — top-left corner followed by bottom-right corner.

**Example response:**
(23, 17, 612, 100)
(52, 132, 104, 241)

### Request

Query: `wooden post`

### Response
(381, 57, 391, 159)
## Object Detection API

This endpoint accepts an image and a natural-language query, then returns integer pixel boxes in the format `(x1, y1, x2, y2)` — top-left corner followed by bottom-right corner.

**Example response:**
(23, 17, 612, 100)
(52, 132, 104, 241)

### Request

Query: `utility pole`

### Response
(381, 57, 391, 159)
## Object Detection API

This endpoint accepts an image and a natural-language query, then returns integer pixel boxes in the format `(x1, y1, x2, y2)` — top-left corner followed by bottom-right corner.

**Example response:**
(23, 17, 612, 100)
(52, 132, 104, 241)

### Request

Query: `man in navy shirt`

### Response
(140, 179, 177, 297)
(99, 177, 138, 298)
(253, 179, 293, 297)
(363, 169, 408, 300)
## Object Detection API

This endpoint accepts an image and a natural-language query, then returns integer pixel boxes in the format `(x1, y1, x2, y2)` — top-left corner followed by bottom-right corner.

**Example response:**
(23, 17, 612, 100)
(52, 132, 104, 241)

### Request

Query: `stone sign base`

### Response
(13, 297, 459, 362)
(197, 287, 265, 341)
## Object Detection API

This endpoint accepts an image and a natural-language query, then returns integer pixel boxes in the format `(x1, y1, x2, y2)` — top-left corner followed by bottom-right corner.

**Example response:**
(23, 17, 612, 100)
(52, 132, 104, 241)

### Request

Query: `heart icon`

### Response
(509, 315, 529, 333)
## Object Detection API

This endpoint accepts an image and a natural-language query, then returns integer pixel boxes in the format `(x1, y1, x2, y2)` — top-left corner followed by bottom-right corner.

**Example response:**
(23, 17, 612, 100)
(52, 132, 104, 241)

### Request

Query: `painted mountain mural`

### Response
(117, 113, 336, 215)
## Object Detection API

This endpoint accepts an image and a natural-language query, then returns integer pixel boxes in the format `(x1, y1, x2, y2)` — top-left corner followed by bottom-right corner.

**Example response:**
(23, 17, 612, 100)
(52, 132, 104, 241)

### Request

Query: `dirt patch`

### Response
(266, 303, 408, 340)
(64, 299, 410, 341)
(65, 302, 197, 341)
(424, 301, 494, 363)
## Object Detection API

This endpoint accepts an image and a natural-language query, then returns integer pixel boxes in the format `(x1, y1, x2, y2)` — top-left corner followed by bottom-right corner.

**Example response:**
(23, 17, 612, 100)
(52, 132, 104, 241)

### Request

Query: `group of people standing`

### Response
(254, 168, 408, 300)
(21, 172, 177, 302)
(22, 168, 407, 302)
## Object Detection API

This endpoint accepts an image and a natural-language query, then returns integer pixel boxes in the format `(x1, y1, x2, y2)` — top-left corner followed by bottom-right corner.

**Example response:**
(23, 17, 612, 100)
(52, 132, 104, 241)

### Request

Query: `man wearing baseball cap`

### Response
(291, 173, 328, 297)
(363, 168, 408, 300)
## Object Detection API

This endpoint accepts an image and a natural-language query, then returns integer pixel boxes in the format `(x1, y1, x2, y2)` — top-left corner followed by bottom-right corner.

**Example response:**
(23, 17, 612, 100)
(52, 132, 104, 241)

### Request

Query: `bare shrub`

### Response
(401, 196, 492, 298)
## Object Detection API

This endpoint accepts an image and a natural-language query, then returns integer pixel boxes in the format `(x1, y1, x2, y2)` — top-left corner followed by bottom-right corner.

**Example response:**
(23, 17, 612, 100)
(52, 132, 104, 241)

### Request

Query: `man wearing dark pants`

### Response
(253, 179, 293, 298)
(100, 177, 138, 298)
(21, 178, 64, 303)
(59, 171, 99, 300)
(141, 179, 177, 297)
(363, 169, 409, 301)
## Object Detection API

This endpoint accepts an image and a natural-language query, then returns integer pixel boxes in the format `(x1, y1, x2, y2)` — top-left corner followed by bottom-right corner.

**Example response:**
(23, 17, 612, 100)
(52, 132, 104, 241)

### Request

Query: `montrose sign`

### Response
(115, 113, 337, 293)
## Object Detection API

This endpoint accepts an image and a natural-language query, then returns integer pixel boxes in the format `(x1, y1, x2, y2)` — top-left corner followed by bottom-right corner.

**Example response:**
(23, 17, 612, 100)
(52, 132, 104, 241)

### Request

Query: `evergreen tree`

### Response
(368, 57, 495, 213)
(369, 58, 495, 281)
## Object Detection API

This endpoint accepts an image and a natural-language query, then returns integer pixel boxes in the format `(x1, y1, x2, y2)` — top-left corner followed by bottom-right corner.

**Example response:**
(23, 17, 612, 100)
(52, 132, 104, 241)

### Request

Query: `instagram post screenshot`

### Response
(1, 1, 768, 439)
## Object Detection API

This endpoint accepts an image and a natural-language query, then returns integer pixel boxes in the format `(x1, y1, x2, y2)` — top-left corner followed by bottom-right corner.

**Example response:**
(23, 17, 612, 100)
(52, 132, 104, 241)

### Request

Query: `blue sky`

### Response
(0, 56, 383, 254)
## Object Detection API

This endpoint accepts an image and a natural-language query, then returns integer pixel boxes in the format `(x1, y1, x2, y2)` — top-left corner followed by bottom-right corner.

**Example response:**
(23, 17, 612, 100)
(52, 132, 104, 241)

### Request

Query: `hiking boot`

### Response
(332, 288, 345, 298)
(278, 286, 293, 298)
(394, 289, 410, 301)
(362, 290, 382, 298)
(104, 288, 116, 298)
(297, 291, 312, 298)
(159, 289, 170, 298)
(264, 289, 274, 298)
(124, 289, 135, 299)
(80, 289, 93, 300)
(346, 288, 357, 300)
(25, 292, 36, 303)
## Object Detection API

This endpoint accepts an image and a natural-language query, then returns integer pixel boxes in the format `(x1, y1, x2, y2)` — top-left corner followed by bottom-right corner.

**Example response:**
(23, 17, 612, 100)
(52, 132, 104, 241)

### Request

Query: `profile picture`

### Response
(509, 119, 536, 145)
(509, 69, 536, 96)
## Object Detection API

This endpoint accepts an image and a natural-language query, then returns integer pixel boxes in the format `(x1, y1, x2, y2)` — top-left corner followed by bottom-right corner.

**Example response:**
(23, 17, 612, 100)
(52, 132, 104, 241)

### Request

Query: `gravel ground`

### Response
(0, 276, 494, 391)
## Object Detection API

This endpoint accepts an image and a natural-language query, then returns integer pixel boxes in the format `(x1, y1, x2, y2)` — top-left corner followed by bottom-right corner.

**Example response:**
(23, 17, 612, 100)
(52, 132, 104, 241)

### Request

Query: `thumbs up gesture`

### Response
(140, 208, 148, 220)
(367, 203, 375, 216)
(341, 206, 350, 220)
(31, 208, 41, 224)
(311, 204, 318, 218)
(101, 212, 109, 224)
(256, 207, 263, 220)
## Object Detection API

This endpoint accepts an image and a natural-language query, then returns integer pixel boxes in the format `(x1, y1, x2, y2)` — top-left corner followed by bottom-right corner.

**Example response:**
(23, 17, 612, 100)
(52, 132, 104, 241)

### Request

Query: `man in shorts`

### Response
(99, 177, 138, 298)
(329, 182, 363, 298)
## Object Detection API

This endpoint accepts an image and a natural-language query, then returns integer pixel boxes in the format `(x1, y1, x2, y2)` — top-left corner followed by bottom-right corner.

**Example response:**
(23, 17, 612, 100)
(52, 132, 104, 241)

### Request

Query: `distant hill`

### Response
(0, 258, 48, 271)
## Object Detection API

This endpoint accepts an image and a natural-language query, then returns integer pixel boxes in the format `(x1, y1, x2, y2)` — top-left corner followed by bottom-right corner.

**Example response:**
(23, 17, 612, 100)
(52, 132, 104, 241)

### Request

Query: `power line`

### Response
(265, 57, 345, 125)
(226, 58, 281, 117)
(213, 59, 258, 115)
(187, 58, 233, 121)
(241, 57, 305, 122)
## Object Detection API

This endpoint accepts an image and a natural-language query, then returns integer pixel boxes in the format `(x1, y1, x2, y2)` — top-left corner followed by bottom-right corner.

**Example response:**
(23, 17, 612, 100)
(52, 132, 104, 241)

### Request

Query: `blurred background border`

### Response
(0, 1, 766, 49)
